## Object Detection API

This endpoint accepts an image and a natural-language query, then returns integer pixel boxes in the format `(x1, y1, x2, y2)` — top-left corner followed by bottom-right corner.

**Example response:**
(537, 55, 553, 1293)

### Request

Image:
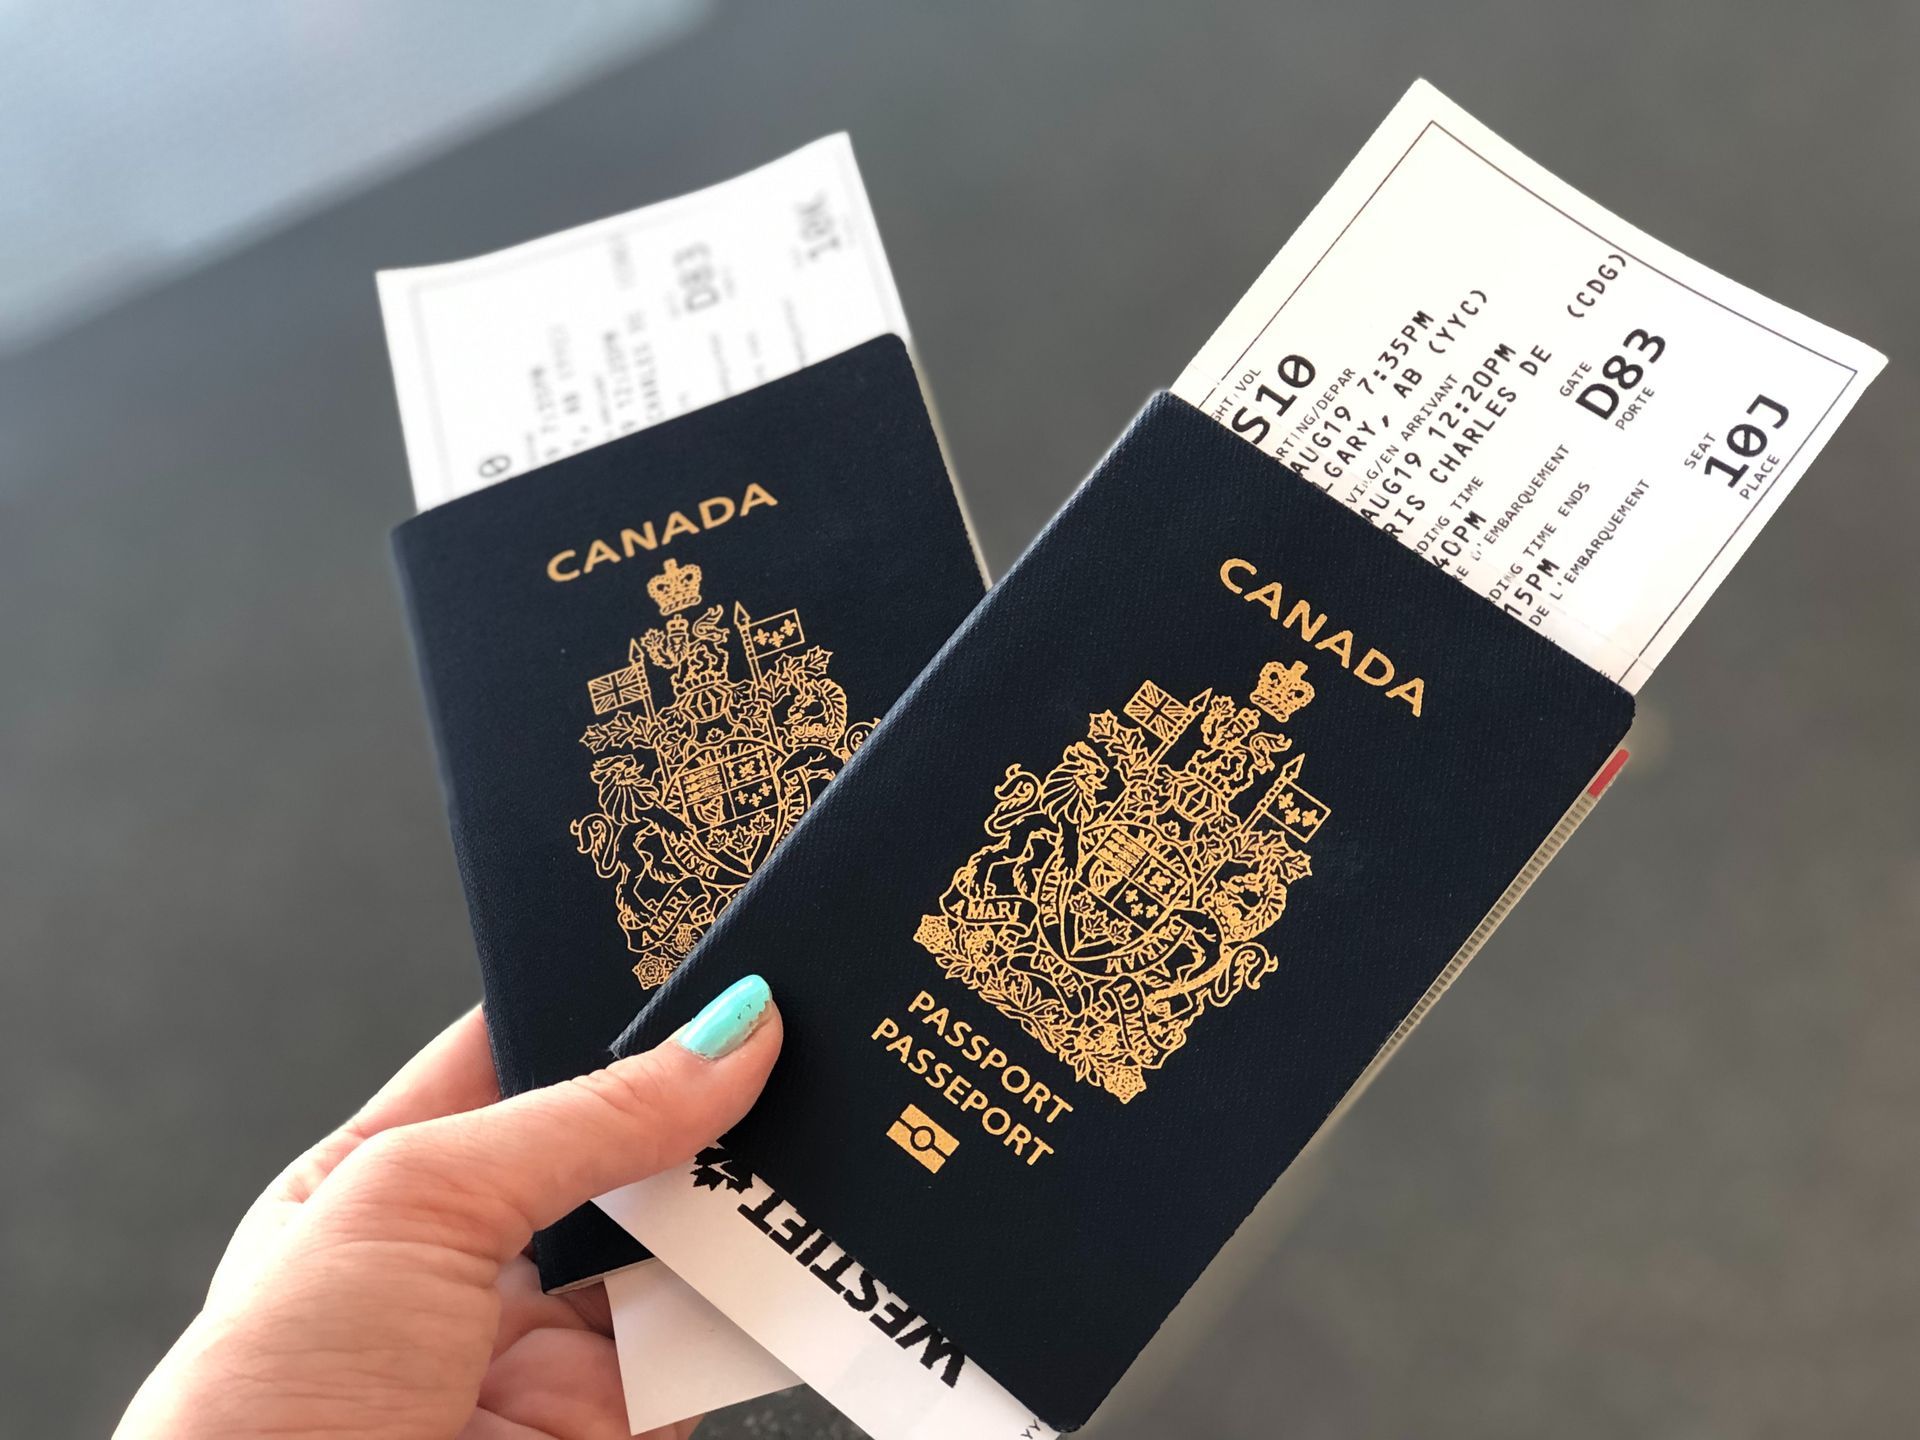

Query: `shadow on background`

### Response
(2, 2, 1914, 1435)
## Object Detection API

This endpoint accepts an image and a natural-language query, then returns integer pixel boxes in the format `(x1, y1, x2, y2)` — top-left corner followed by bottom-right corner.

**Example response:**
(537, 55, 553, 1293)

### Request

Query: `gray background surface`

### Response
(4, 3, 1915, 1436)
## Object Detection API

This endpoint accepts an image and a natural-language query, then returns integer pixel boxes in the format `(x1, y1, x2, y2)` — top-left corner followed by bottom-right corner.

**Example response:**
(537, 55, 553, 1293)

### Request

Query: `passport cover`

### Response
(392, 336, 984, 1291)
(612, 392, 1634, 1428)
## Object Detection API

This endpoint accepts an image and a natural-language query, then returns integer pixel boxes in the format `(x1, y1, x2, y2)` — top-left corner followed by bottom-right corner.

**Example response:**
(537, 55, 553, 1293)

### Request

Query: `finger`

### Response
(474, 1327, 629, 1440)
(561, 1279, 613, 1337)
(492, 1256, 601, 1358)
(313, 976, 780, 1262)
(262, 1004, 503, 1209)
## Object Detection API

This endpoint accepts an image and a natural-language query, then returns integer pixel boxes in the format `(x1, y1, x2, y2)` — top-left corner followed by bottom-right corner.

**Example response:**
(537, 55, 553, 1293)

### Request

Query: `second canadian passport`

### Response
(612, 394, 1635, 1428)
(393, 335, 984, 1289)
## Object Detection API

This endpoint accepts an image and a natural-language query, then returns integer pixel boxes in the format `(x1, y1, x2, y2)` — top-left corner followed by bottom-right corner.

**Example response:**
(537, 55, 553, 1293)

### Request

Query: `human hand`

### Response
(116, 975, 780, 1440)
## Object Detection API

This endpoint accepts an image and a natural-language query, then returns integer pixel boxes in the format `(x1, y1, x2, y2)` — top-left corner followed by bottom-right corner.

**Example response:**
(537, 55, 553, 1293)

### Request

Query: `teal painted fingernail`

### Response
(675, 975, 773, 1060)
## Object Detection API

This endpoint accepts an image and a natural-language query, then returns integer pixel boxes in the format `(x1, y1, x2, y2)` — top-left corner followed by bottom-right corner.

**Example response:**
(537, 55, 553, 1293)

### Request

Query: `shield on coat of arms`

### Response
(662, 735, 792, 879)
(1045, 814, 1196, 968)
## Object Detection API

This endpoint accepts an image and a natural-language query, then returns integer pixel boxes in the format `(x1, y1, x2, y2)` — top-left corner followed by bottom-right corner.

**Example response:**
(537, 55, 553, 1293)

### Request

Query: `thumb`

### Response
(310, 974, 781, 1262)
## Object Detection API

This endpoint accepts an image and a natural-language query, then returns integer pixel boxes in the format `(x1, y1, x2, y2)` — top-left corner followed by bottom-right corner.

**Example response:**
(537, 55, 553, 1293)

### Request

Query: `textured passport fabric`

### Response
(612, 393, 1634, 1428)
(393, 336, 984, 1291)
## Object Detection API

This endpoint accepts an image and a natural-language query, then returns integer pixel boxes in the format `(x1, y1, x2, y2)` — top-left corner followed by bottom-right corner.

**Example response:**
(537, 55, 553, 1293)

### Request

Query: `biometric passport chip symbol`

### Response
(572, 560, 878, 986)
(887, 1103, 959, 1173)
(914, 661, 1329, 1102)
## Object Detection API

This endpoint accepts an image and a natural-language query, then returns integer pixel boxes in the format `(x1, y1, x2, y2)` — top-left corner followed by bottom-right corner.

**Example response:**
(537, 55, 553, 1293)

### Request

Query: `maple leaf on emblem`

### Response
(689, 1145, 754, 1193)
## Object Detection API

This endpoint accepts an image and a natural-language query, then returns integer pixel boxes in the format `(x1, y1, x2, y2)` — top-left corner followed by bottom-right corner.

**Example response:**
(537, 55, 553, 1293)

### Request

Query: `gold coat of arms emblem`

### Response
(572, 558, 875, 986)
(915, 660, 1329, 1102)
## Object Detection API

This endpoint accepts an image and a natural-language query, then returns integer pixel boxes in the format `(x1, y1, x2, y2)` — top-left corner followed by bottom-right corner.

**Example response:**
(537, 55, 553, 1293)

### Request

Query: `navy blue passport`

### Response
(613, 393, 1633, 1429)
(392, 336, 984, 1291)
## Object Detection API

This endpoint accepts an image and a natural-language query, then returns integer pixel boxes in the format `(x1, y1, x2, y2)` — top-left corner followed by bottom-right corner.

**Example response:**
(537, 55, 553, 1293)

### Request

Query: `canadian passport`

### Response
(393, 335, 984, 1290)
(612, 392, 1635, 1428)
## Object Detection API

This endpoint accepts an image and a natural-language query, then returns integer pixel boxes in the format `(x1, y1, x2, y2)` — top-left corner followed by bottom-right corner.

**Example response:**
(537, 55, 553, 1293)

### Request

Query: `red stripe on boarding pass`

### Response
(1587, 747, 1630, 799)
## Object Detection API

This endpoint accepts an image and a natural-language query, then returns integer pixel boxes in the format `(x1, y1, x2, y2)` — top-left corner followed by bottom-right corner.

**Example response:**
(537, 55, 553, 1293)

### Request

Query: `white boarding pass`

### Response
(1175, 80, 1883, 691)
(379, 134, 907, 510)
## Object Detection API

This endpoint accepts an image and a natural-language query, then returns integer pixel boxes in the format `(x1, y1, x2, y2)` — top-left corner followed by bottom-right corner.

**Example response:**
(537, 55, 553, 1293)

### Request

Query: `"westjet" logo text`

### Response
(690, 1146, 968, 1388)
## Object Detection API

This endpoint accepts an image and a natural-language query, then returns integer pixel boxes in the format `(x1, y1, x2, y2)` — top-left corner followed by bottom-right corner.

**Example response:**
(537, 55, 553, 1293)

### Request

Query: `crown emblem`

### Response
(646, 558, 703, 616)
(1251, 659, 1314, 723)
(914, 661, 1332, 1103)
